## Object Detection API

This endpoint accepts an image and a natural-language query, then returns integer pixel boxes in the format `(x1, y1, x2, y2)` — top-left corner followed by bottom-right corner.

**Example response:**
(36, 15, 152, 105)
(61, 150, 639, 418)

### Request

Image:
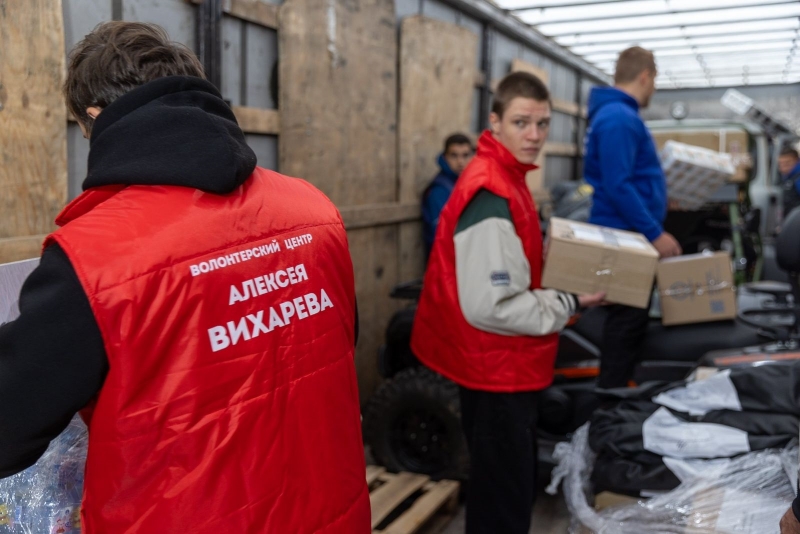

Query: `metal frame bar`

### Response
(649, 49, 797, 61)
(661, 69, 800, 78)
(571, 70, 583, 181)
(522, 0, 796, 26)
(658, 63, 800, 74)
(659, 68, 800, 79)
(557, 24, 800, 47)
(509, 0, 642, 11)
(584, 41, 796, 60)
(478, 24, 495, 131)
(545, 14, 800, 37)
(196, 0, 223, 89)
(571, 34, 798, 54)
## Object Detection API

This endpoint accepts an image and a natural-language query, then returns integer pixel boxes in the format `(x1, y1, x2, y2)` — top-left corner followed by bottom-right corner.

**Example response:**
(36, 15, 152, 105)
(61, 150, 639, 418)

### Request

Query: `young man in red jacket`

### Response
(0, 22, 369, 533)
(411, 72, 604, 533)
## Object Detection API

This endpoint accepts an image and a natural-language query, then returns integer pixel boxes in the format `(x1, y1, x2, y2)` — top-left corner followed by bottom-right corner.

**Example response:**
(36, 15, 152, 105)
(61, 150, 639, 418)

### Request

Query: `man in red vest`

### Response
(0, 22, 370, 533)
(411, 72, 605, 533)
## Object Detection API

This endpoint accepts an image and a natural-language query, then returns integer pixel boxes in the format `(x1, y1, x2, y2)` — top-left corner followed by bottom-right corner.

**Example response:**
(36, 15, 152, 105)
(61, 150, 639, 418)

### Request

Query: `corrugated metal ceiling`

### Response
(491, 0, 800, 88)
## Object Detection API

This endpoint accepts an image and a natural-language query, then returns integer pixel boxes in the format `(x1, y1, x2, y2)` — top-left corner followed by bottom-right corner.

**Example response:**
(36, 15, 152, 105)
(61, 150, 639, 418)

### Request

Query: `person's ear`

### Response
(489, 112, 501, 136)
(86, 106, 102, 121)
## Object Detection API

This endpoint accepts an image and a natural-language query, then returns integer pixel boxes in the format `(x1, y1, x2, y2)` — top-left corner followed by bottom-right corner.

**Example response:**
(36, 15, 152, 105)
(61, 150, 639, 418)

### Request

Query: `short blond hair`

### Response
(615, 46, 656, 84)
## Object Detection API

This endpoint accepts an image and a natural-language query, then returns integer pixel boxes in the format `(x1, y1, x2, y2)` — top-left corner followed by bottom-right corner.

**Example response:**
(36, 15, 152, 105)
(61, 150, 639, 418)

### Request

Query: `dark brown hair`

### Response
(780, 146, 799, 159)
(491, 71, 551, 118)
(64, 22, 205, 130)
(615, 46, 656, 85)
(444, 133, 473, 153)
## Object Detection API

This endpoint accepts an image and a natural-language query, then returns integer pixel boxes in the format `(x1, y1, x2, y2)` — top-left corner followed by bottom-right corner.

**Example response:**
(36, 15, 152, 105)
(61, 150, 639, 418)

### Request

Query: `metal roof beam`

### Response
(546, 14, 800, 37)
(572, 34, 798, 54)
(584, 42, 796, 61)
(523, 0, 796, 26)
(557, 25, 800, 46)
(508, 0, 649, 11)
(659, 67, 800, 78)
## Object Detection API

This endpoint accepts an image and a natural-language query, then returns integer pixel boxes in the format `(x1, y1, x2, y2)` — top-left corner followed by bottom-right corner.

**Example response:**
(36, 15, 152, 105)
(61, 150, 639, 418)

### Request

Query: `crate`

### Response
(367, 465, 460, 534)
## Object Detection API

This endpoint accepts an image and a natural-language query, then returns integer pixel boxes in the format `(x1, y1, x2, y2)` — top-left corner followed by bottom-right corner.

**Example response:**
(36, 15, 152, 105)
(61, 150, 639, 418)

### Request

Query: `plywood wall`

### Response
(0, 0, 68, 262)
(279, 0, 402, 401)
(397, 16, 478, 281)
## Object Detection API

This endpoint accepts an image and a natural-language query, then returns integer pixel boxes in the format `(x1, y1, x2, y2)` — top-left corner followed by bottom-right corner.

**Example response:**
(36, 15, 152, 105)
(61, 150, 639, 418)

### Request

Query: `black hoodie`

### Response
(0, 76, 264, 476)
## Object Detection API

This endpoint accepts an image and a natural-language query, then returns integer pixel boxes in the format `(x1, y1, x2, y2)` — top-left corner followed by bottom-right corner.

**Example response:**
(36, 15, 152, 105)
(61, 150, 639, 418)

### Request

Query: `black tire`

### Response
(363, 367, 469, 481)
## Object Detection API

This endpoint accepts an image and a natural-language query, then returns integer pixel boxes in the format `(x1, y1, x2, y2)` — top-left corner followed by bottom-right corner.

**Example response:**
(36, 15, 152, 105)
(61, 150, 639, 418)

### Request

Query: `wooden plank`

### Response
(340, 203, 420, 230)
(279, 0, 397, 205)
(228, 0, 278, 28)
(370, 472, 430, 529)
(511, 58, 549, 83)
(280, 0, 399, 404)
(0, 0, 67, 243)
(232, 106, 280, 135)
(346, 226, 401, 404)
(544, 142, 579, 157)
(187, 0, 278, 29)
(397, 15, 478, 283)
(552, 98, 581, 117)
(0, 235, 47, 264)
(416, 514, 456, 534)
(366, 465, 387, 486)
(380, 480, 459, 534)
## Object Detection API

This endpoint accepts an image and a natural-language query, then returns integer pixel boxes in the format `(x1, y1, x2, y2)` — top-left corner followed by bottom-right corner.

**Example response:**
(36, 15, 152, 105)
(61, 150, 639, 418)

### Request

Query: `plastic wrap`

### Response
(0, 416, 87, 533)
(547, 424, 797, 534)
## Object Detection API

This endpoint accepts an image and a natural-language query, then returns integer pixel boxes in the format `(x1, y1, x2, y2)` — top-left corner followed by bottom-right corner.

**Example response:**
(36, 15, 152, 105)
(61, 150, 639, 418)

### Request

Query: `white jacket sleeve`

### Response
(454, 215, 577, 337)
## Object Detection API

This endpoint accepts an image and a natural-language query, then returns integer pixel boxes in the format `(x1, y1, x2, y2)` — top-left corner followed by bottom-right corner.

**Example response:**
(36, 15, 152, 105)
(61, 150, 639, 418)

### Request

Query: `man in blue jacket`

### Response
(779, 146, 800, 217)
(584, 46, 682, 388)
(422, 133, 473, 257)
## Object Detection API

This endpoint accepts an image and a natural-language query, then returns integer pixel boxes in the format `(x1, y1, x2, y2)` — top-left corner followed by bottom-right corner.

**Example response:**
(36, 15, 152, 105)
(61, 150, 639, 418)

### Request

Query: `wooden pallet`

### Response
(367, 465, 460, 534)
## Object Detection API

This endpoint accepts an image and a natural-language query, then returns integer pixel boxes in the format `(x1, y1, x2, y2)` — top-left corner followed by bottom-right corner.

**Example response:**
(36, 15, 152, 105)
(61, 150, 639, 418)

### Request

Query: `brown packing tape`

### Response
(594, 248, 618, 294)
(661, 281, 734, 298)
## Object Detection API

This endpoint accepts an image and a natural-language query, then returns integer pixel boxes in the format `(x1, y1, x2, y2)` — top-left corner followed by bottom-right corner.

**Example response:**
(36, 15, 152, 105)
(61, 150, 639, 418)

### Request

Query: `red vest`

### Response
(411, 131, 559, 392)
(45, 168, 370, 533)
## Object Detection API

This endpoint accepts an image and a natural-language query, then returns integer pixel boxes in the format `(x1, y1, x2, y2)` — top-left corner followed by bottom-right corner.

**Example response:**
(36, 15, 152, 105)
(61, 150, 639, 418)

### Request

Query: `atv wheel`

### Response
(363, 367, 469, 480)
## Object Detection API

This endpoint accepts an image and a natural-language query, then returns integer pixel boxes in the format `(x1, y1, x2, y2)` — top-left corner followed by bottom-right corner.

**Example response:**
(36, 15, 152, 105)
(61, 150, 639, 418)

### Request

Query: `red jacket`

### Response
(45, 168, 370, 533)
(411, 131, 559, 392)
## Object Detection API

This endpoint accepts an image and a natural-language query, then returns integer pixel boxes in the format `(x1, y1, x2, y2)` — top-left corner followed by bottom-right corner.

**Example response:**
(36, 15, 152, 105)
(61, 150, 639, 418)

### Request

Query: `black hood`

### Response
(85, 76, 257, 194)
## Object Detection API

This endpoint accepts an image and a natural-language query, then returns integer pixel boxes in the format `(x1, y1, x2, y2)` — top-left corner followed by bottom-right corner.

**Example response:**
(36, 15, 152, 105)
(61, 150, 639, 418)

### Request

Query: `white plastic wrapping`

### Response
(0, 416, 87, 533)
(547, 424, 797, 534)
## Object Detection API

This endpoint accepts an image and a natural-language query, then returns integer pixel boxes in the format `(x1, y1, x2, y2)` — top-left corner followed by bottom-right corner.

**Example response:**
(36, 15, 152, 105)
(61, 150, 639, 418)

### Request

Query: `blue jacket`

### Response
(783, 160, 800, 214)
(784, 161, 800, 194)
(584, 87, 668, 242)
(422, 155, 459, 256)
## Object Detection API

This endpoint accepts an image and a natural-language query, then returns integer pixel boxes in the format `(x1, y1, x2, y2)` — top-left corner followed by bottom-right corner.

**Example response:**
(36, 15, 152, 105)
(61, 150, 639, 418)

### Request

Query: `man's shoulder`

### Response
(455, 189, 511, 235)
(591, 103, 643, 130)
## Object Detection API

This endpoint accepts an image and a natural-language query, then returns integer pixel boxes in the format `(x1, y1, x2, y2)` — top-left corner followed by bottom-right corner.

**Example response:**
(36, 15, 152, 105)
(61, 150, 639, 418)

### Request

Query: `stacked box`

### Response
(656, 252, 737, 326)
(661, 141, 736, 210)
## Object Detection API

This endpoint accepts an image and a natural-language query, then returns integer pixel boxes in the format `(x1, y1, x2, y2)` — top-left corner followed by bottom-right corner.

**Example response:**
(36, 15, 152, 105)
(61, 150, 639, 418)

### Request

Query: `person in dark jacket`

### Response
(779, 146, 800, 217)
(421, 133, 473, 257)
(583, 46, 682, 389)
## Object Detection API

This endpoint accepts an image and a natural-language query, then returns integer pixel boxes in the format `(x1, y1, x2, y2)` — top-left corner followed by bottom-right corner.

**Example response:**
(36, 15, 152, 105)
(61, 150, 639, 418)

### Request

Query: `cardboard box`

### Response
(594, 491, 641, 511)
(661, 141, 736, 211)
(657, 252, 736, 326)
(652, 129, 750, 186)
(651, 129, 748, 155)
(542, 218, 659, 309)
(729, 153, 753, 184)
